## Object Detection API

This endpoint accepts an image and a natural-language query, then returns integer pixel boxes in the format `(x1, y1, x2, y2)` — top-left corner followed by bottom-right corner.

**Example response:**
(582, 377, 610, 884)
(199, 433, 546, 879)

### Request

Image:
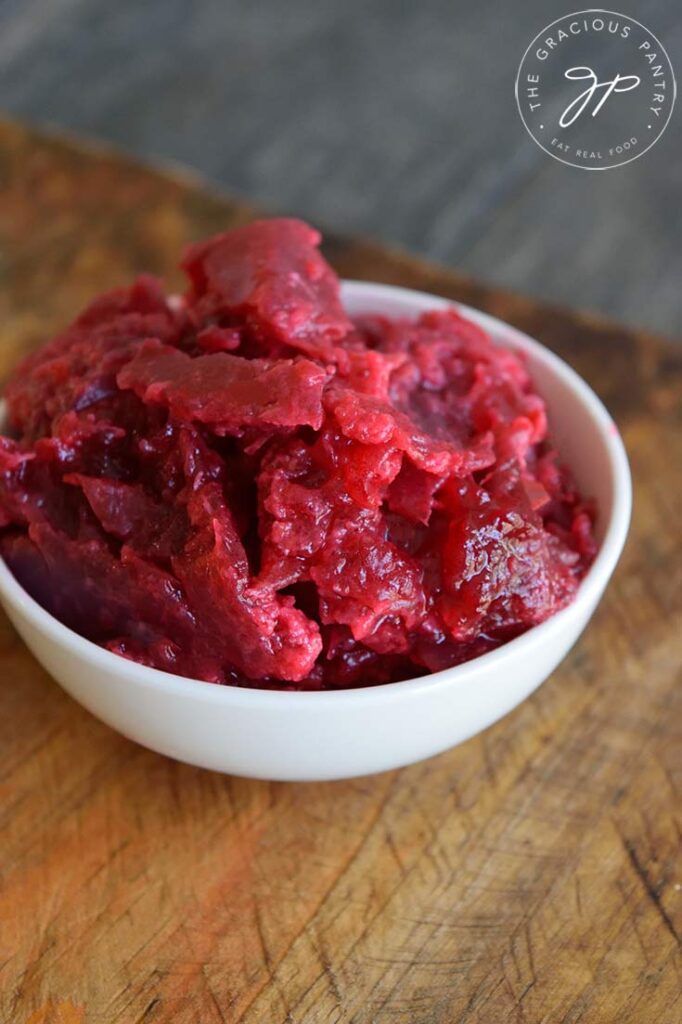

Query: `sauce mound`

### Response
(0, 219, 596, 689)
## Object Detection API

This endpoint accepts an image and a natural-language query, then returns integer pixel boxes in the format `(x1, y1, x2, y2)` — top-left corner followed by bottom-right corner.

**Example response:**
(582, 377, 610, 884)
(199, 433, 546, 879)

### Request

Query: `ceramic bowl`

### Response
(0, 281, 631, 780)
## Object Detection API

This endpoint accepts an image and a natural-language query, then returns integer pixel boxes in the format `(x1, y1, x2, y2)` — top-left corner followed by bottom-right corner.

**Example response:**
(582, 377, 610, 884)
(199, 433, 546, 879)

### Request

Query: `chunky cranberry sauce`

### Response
(0, 219, 596, 688)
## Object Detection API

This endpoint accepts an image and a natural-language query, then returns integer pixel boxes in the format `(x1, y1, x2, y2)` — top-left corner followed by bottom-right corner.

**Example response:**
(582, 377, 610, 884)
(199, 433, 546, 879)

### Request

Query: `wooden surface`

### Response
(0, 0, 680, 338)
(0, 117, 681, 1024)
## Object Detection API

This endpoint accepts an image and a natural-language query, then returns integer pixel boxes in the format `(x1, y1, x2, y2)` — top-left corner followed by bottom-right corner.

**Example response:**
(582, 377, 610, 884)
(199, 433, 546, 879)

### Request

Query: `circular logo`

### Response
(515, 9, 676, 169)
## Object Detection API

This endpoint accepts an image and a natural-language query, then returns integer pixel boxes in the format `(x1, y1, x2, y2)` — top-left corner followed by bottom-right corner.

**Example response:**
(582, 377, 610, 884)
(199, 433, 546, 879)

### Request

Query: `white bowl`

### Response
(0, 281, 631, 781)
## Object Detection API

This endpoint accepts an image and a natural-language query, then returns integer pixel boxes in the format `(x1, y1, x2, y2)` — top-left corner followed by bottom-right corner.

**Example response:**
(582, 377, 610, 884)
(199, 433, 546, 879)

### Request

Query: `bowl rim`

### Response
(0, 279, 632, 708)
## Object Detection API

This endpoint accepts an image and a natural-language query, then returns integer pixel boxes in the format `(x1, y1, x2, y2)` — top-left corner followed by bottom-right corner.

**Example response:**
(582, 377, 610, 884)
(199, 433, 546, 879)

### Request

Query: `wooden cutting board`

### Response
(0, 117, 680, 1024)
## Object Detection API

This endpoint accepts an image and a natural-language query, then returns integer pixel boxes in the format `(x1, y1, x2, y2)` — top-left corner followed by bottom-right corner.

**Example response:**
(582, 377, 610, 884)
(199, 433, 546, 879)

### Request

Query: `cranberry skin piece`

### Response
(183, 218, 352, 359)
(118, 340, 328, 433)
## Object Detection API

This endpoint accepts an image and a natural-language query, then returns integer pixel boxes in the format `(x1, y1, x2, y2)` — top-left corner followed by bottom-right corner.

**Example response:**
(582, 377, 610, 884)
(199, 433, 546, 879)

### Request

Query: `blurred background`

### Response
(0, 0, 679, 336)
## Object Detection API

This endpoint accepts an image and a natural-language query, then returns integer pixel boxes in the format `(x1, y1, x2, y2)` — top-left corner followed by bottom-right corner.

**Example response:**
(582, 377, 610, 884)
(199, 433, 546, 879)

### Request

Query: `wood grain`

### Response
(0, 117, 680, 1024)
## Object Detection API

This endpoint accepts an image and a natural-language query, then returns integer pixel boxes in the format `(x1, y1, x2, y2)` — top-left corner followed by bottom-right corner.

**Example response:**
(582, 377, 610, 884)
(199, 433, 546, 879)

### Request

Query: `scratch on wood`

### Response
(384, 827, 407, 878)
(246, 903, 296, 1022)
(203, 971, 229, 1024)
(617, 878, 650, 964)
(524, 921, 536, 992)
(253, 903, 275, 982)
(321, 953, 344, 1006)
(621, 835, 681, 947)
(518, 978, 535, 1004)
(134, 997, 160, 1023)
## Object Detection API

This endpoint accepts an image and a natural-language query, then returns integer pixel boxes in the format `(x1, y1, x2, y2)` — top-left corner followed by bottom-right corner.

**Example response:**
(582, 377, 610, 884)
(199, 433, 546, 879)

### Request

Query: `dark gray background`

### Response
(0, 0, 679, 336)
